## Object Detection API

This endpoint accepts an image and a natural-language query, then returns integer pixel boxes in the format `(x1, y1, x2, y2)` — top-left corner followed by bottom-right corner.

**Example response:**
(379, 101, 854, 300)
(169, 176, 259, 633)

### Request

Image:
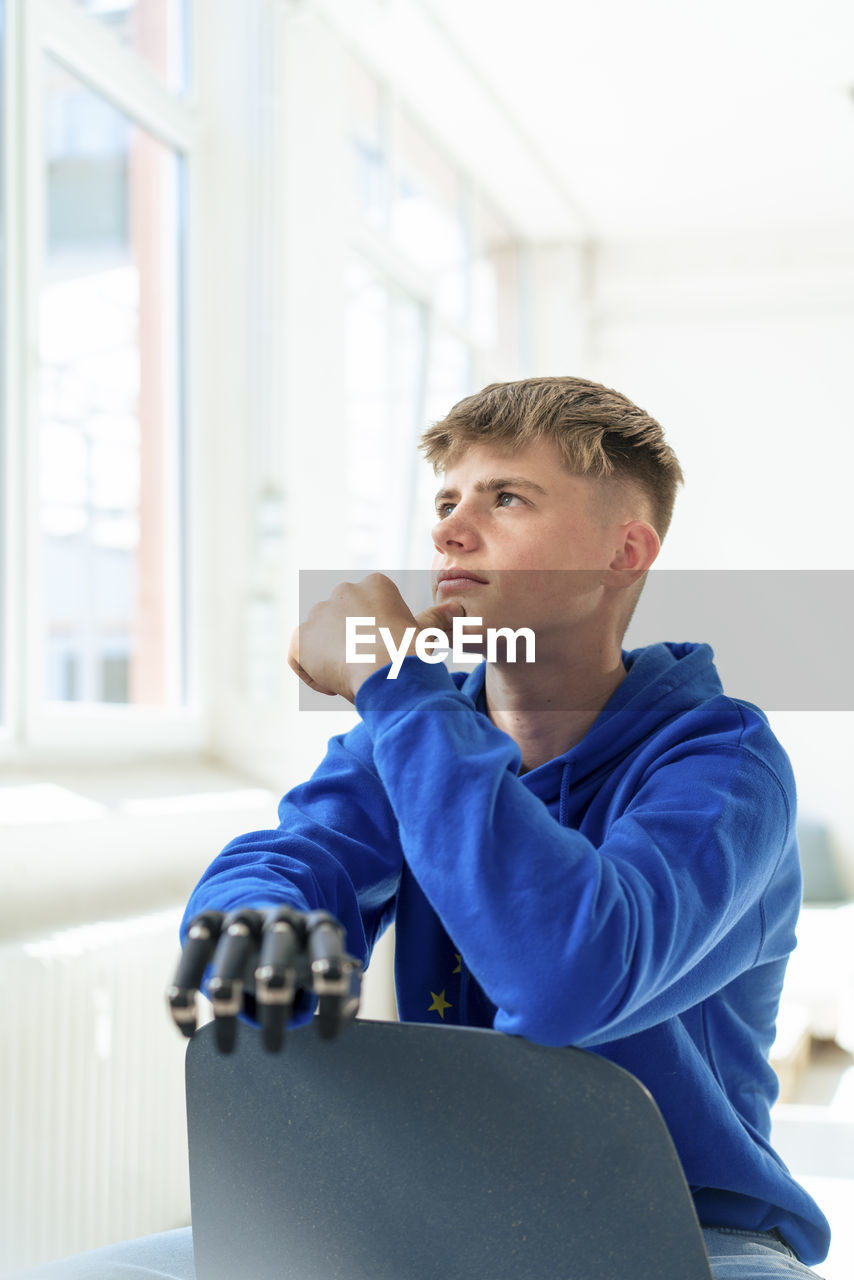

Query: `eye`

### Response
(496, 491, 524, 508)
(435, 501, 456, 519)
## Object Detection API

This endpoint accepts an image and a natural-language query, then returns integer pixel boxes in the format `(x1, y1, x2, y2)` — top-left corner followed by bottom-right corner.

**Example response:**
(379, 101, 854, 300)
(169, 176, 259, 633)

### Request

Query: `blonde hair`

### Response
(420, 376, 684, 538)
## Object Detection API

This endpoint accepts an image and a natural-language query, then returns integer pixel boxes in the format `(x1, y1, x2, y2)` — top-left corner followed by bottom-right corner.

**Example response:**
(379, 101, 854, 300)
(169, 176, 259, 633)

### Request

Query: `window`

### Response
(70, 0, 189, 93)
(343, 53, 524, 572)
(1, 5, 526, 756)
(392, 109, 471, 327)
(345, 259, 428, 568)
(1, 0, 194, 752)
(41, 60, 185, 707)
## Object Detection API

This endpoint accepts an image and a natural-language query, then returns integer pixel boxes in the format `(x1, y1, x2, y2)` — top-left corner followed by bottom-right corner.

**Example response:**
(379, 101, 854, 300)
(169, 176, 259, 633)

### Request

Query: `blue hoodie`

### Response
(184, 642, 830, 1264)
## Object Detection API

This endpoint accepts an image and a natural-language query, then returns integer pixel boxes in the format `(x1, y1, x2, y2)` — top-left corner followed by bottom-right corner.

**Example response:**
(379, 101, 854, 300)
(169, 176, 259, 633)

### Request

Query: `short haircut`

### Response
(420, 376, 684, 539)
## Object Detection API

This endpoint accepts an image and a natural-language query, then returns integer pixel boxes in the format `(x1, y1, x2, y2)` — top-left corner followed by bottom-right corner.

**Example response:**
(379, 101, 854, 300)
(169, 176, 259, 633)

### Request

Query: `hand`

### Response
(287, 572, 464, 702)
(167, 907, 362, 1053)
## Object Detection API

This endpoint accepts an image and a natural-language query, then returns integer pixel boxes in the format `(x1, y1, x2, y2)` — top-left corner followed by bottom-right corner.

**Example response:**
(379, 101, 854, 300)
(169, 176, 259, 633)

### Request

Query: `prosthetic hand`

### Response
(167, 907, 362, 1053)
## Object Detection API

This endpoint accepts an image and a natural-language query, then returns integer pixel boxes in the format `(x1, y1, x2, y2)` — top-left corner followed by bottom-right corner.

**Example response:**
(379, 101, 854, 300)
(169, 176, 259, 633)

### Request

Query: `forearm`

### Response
(182, 730, 403, 968)
(356, 658, 793, 1046)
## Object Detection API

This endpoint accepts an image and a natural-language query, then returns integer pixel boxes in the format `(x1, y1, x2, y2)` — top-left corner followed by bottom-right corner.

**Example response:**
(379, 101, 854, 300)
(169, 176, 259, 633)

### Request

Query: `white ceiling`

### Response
(423, 0, 854, 238)
(327, 0, 854, 240)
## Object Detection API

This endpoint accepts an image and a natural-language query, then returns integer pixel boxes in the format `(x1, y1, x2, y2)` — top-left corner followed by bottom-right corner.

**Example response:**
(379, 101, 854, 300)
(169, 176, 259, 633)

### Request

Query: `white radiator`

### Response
(0, 909, 193, 1274)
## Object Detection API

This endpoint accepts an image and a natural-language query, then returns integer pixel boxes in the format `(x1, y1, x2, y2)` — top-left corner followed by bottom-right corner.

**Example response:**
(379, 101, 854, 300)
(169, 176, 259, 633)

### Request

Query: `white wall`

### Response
(585, 223, 854, 872)
(589, 224, 854, 571)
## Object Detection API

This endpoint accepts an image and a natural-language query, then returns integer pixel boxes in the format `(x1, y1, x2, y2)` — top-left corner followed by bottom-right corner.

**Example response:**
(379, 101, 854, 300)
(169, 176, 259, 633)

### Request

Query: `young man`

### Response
(187, 377, 829, 1276)
(24, 378, 830, 1278)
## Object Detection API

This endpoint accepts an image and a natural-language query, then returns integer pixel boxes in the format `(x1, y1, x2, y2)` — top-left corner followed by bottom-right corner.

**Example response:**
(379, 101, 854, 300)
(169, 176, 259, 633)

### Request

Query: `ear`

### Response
(607, 520, 660, 584)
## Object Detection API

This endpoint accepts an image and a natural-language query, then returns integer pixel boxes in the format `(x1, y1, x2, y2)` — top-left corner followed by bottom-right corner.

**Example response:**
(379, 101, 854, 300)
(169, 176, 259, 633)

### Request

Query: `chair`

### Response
(186, 1018, 712, 1279)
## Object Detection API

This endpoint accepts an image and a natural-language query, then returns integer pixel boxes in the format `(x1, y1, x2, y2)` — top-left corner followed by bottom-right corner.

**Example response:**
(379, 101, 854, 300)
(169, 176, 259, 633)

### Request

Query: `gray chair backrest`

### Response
(186, 1018, 712, 1280)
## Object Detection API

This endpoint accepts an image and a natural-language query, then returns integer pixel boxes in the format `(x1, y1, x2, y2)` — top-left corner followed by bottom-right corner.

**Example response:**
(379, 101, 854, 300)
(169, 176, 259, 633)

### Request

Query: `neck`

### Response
(484, 637, 626, 773)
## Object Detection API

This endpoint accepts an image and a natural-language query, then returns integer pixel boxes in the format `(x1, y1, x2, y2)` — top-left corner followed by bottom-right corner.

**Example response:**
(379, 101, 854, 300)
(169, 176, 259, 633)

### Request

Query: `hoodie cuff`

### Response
(355, 655, 476, 737)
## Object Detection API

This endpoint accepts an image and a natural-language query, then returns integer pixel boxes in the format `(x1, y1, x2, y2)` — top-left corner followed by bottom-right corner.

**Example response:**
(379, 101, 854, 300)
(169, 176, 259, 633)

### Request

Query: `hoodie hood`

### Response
(461, 641, 726, 802)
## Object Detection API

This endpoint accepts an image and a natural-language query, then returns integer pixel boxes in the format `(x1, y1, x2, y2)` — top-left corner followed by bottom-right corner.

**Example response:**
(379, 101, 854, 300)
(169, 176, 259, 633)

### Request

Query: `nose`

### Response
(431, 504, 481, 556)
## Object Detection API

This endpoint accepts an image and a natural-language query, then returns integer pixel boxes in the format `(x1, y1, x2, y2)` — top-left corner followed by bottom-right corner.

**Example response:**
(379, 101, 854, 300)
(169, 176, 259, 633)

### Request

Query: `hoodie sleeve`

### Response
(356, 656, 798, 1048)
(181, 727, 403, 970)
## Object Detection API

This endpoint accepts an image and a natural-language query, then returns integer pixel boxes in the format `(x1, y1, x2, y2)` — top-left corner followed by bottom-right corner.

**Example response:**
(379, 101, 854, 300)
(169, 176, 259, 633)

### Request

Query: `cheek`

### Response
(537, 522, 613, 572)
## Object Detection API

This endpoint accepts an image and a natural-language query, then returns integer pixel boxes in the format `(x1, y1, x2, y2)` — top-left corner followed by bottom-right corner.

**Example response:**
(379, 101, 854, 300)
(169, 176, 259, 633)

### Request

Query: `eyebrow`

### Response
(434, 476, 549, 504)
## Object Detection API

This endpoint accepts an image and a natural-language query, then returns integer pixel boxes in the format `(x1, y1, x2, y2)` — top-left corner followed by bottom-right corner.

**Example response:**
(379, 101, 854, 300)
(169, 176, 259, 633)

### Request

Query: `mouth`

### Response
(436, 569, 489, 590)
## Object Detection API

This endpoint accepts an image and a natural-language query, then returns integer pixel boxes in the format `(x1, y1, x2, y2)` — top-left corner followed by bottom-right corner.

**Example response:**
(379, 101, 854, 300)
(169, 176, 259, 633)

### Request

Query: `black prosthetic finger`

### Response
(209, 909, 266, 1053)
(305, 911, 362, 1040)
(255, 908, 305, 1052)
(259, 1001, 287, 1054)
(167, 911, 224, 1037)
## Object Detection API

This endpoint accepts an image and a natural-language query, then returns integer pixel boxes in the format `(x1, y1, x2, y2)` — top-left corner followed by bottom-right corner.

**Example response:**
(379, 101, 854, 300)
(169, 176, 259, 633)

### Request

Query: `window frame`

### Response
(342, 59, 526, 573)
(1, 0, 203, 759)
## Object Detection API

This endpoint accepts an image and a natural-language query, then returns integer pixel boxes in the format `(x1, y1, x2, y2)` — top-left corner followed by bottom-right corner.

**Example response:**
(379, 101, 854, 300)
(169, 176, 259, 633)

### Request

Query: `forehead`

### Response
(438, 439, 597, 507)
(437, 439, 637, 527)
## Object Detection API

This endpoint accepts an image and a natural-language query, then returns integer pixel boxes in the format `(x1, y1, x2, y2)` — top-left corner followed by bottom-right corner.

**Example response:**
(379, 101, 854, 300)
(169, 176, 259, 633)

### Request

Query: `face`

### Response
(430, 438, 641, 644)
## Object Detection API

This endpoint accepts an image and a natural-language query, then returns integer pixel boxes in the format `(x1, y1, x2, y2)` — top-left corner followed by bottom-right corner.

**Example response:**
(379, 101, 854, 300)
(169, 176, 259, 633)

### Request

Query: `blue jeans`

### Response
(7, 1231, 196, 1279)
(12, 1225, 826, 1278)
(702, 1227, 826, 1278)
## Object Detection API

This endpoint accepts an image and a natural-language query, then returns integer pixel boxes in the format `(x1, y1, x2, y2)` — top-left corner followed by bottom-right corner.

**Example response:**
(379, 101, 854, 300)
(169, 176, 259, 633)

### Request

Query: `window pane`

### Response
(393, 111, 470, 326)
(346, 257, 427, 569)
(41, 60, 185, 707)
(405, 331, 473, 567)
(424, 331, 472, 427)
(472, 197, 522, 361)
(341, 70, 521, 574)
(71, 0, 189, 93)
(344, 52, 387, 231)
